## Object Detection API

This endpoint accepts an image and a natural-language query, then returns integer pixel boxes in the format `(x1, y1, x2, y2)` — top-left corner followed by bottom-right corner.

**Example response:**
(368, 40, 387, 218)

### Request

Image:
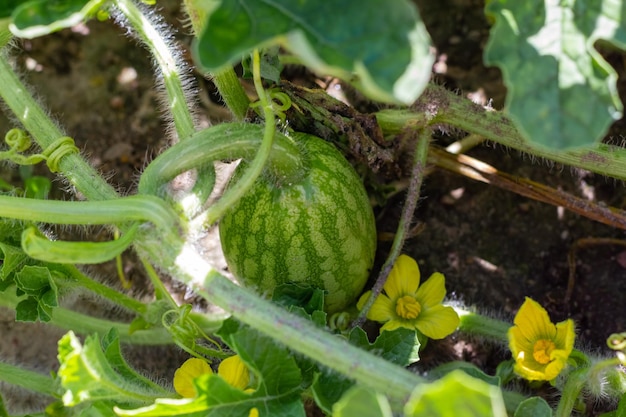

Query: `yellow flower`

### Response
(173, 357, 213, 398)
(357, 254, 459, 339)
(508, 297, 575, 381)
(218, 355, 250, 391)
(173, 355, 252, 398)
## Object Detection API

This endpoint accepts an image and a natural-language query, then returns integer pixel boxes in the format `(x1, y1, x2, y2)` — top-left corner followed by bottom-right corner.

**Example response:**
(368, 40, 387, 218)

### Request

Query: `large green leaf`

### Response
(485, 0, 626, 149)
(513, 397, 553, 417)
(194, 0, 434, 104)
(405, 370, 507, 417)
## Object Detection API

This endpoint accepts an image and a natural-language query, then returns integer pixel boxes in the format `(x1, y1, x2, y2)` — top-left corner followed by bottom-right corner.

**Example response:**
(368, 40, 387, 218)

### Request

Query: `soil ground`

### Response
(1, 0, 625, 415)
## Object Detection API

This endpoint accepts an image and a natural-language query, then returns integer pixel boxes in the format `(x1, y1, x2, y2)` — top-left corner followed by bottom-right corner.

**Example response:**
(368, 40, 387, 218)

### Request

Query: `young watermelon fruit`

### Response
(218, 132, 377, 313)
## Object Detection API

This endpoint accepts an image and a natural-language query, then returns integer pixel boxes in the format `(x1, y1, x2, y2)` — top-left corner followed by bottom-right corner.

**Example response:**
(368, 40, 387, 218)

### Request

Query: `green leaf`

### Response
(14, 265, 58, 322)
(428, 361, 501, 387)
(194, 0, 434, 104)
(10, 0, 107, 39)
(0, 0, 29, 19)
(0, 241, 28, 282)
(348, 327, 420, 366)
(405, 370, 507, 417)
(24, 175, 51, 199)
(332, 385, 392, 417)
(514, 397, 553, 417)
(0, 392, 8, 417)
(311, 372, 354, 414)
(57, 331, 172, 407)
(484, 0, 626, 149)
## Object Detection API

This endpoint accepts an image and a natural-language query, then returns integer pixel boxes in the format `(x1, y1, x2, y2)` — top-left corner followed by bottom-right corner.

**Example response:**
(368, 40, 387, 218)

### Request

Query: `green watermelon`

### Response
(218, 132, 377, 313)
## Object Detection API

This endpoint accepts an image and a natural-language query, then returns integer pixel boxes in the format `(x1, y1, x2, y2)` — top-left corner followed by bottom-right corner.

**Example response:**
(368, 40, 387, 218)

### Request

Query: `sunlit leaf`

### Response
(405, 370, 507, 417)
(9, 0, 107, 39)
(485, 0, 626, 148)
(332, 385, 392, 417)
(57, 330, 171, 407)
(194, 0, 434, 104)
(428, 361, 501, 387)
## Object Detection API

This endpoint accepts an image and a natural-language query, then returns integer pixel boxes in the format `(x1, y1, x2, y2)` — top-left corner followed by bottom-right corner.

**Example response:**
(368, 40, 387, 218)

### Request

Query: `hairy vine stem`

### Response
(376, 84, 626, 181)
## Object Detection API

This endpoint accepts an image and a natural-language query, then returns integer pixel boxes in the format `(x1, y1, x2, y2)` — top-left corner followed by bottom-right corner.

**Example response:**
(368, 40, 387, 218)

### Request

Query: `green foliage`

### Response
(513, 397, 553, 417)
(14, 264, 58, 321)
(332, 386, 393, 417)
(8, 0, 107, 38)
(405, 370, 507, 417)
(194, 0, 434, 104)
(485, 0, 626, 149)
(57, 330, 171, 407)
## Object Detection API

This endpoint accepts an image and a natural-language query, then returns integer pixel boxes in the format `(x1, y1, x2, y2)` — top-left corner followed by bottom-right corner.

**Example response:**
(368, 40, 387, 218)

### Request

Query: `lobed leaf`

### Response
(485, 0, 626, 149)
(194, 0, 434, 104)
(405, 370, 507, 417)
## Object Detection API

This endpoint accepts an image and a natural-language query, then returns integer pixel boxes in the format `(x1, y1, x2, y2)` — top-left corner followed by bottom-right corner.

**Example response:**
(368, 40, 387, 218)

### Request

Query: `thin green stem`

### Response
(114, 0, 195, 140)
(555, 367, 588, 417)
(0, 291, 178, 345)
(376, 84, 626, 182)
(203, 49, 276, 225)
(59, 264, 146, 314)
(0, 51, 118, 200)
(0, 361, 57, 397)
(353, 128, 431, 327)
(212, 67, 251, 121)
(139, 255, 178, 308)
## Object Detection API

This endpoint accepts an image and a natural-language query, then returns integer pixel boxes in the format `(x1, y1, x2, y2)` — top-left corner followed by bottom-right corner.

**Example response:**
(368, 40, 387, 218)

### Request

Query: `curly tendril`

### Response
(250, 89, 293, 123)
(0, 129, 78, 172)
(42, 136, 79, 172)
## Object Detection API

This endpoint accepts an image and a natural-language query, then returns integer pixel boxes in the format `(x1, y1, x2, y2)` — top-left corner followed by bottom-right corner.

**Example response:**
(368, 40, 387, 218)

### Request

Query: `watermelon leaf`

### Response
(332, 385, 393, 417)
(484, 0, 626, 149)
(194, 0, 434, 104)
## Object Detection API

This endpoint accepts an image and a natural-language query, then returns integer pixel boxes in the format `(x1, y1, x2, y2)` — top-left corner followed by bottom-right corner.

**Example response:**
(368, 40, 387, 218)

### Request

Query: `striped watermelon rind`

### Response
(218, 132, 377, 313)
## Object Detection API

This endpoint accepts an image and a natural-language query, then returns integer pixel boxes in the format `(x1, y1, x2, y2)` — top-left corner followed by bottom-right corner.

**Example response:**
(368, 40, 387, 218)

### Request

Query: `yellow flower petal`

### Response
(218, 355, 250, 390)
(367, 294, 395, 323)
(249, 407, 259, 417)
(415, 272, 446, 308)
(414, 305, 459, 339)
(554, 319, 575, 352)
(356, 291, 372, 311)
(173, 358, 213, 398)
(383, 255, 420, 299)
(508, 298, 576, 381)
(513, 298, 557, 341)
(380, 319, 413, 332)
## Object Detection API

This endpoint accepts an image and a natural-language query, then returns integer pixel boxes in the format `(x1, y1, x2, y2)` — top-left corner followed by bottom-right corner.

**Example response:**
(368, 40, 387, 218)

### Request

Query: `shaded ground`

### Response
(1, 0, 625, 415)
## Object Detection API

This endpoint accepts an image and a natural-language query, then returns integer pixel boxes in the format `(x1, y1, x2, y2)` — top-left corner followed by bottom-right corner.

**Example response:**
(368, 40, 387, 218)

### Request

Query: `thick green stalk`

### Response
(0, 362, 57, 397)
(0, 52, 118, 200)
(376, 84, 626, 181)
(0, 194, 179, 232)
(137, 123, 304, 197)
(454, 307, 511, 344)
(114, 0, 195, 140)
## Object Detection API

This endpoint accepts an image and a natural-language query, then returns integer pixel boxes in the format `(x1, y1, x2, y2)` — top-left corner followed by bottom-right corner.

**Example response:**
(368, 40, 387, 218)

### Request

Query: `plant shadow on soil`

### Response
(0, 0, 625, 415)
